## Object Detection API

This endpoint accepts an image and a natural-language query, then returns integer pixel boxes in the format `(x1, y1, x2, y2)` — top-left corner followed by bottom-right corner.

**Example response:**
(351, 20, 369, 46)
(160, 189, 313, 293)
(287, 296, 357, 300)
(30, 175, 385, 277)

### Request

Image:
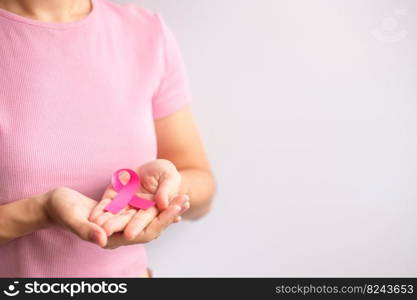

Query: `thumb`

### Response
(154, 178, 177, 211)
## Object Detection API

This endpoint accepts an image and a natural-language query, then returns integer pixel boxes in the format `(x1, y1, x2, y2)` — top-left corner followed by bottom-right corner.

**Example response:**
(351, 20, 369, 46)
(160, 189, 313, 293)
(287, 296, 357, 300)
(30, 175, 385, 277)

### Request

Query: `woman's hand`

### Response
(136, 159, 182, 210)
(103, 194, 189, 249)
(44, 187, 108, 247)
(88, 159, 188, 242)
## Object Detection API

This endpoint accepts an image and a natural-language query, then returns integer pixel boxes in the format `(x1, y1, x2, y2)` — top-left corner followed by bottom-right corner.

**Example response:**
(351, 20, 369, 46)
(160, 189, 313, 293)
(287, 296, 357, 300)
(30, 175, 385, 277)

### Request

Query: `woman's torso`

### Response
(0, 0, 165, 277)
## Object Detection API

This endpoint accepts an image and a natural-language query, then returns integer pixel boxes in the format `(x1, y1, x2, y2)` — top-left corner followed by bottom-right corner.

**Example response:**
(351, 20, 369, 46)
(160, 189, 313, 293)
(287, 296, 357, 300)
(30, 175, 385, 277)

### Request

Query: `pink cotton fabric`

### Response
(0, 0, 192, 277)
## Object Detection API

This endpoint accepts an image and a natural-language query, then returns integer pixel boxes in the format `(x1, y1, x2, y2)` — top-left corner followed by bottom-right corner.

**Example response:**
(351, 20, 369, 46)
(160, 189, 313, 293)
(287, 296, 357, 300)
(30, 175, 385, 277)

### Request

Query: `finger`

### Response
(143, 204, 181, 239)
(102, 208, 136, 236)
(123, 207, 158, 241)
(169, 194, 189, 210)
(88, 198, 112, 222)
(180, 201, 190, 214)
(93, 204, 133, 227)
(87, 223, 108, 248)
(68, 220, 108, 248)
(93, 211, 115, 227)
(172, 202, 190, 223)
(142, 194, 188, 236)
(157, 195, 189, 225)
(154, 174, 180, 211)
(101, 184, 118, 200)
(154, 180, 171, 210)
(106, 197, 189, 246)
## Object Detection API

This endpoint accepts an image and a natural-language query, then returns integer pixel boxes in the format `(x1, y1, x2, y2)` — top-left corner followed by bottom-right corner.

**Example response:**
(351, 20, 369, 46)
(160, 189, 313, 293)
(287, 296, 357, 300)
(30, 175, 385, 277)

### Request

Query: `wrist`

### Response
(34, 190, 53, 229)
(0, 191, 53, 245)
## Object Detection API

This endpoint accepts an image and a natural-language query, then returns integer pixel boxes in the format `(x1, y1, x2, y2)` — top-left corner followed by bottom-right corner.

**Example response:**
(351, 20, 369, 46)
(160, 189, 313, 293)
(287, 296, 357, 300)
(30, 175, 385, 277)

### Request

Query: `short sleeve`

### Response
(152, 14, 193, 120)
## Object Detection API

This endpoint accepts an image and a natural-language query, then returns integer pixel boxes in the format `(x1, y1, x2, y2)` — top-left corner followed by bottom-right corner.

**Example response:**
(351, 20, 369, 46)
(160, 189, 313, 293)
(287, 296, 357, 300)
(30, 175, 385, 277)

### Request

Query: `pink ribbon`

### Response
(104, 168, 156, 214)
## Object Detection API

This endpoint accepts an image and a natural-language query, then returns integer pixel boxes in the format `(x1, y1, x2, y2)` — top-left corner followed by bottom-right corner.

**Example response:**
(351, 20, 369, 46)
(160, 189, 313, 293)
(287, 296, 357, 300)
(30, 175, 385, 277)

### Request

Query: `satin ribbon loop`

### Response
(104, 168, 156, 214)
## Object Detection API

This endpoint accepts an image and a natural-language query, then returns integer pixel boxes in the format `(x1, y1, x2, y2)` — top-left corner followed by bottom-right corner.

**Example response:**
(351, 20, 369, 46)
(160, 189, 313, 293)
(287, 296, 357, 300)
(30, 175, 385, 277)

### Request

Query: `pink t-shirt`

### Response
(0, 0, 192, 277)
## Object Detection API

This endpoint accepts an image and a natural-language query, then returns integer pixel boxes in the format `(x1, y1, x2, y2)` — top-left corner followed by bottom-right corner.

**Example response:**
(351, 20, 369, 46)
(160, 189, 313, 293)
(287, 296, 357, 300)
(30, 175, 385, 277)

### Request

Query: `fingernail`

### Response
(124, 230, 135, 241)
(126, 233, 136, 241)
(175, 199, 185, 207)
(173, 205, 181, 212)
(178, 195, 189, 205)
(182, 201, 190, 210)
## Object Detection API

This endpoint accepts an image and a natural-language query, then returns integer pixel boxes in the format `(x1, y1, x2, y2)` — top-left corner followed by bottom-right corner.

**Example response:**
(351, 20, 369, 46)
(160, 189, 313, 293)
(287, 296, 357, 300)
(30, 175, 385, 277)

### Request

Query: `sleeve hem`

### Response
(151, 13, 193, 120)
(153, 96, 192, 120)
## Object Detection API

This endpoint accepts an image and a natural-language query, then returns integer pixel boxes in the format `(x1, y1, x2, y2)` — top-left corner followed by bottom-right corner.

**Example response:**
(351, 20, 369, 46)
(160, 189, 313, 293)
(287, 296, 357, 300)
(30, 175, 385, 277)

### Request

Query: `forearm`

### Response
(178, 168, 216, 220)
(0, 192, 51, 245)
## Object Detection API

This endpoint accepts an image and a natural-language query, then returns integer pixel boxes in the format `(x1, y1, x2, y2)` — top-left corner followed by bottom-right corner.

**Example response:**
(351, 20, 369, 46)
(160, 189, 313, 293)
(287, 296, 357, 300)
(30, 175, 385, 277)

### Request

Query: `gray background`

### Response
(115, 0, 417, 277)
